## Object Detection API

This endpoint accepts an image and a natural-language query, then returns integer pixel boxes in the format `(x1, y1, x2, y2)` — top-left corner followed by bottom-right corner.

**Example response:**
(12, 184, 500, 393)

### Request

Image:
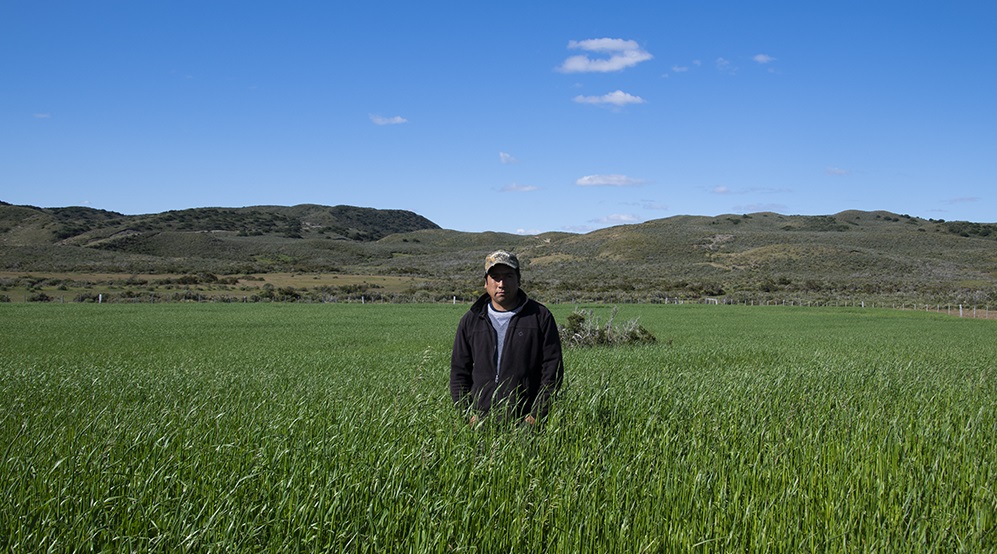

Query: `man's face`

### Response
(485, 265, 520, 309)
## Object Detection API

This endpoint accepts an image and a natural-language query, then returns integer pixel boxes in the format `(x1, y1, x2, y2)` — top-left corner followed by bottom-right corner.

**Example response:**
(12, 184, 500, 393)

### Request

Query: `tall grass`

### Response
(1, 304, 994, 552)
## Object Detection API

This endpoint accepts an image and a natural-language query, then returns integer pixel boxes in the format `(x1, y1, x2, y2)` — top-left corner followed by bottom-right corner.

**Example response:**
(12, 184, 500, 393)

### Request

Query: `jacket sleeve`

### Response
(532, 309, 564, 419)
(450, 313, 475, 412)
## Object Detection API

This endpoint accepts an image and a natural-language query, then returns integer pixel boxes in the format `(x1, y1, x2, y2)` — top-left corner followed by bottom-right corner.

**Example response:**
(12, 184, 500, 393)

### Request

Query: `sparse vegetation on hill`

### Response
(1, 203, 995, 305)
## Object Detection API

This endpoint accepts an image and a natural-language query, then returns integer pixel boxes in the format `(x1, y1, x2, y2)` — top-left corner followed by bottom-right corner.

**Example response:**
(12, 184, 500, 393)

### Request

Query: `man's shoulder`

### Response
(520, 297, 554, 318)
(465, 294, 491, 314)
(459, 307, 483, 323)
(459, 295, 490, 323)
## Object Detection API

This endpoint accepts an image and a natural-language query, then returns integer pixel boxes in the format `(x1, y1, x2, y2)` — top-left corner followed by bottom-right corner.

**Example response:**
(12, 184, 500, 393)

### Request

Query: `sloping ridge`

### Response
(1, 203, 995, 302)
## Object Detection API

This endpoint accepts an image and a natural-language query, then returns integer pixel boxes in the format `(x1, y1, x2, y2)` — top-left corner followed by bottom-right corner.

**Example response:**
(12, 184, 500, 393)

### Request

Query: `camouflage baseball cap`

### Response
(485, 250, 519, 272)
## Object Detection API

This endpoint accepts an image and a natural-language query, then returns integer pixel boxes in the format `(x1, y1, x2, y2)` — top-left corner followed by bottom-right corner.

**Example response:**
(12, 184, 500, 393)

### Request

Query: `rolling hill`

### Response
(1, 202, 995, 304)
(0, 202, 440, 273)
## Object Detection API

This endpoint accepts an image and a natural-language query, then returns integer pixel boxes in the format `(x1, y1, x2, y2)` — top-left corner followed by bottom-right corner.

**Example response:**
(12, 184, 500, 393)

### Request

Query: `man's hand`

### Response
(524, 414, 536, 425)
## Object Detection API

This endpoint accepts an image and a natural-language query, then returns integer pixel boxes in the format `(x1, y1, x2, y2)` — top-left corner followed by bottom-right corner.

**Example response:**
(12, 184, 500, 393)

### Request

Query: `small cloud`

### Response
(592, 213, 641, 224)
(558, 38, 653, 73)
(715, 57, 737, 74)
(942, 197, 981, 205)
(500, 184, 539, 192)
(562, 213, 642, 233)
(626, 199, 668, 210)
(753, 54, 776, 64)
(576, 174, 646, 187)
(562, 224, 595, 233)
(33, 113, 51, 119)
(499, 152, 517, 164)
(369, 114, 408, 125)
(671, 65, 689, 73)
(711, 185, 790, 195)
(515, 228, 542, 235)
(733, 203, 789, 213)
(825, 167, 850, 176)
(573, 90, 646, 106)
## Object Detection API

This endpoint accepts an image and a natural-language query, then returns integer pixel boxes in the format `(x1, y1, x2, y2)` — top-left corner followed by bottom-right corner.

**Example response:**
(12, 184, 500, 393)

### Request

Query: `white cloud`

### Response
(562, 224, 595, 233)
(561, 212, 642, 233)
(733, 203, 789, 213)
(569, 38, 639, 52)
(592, 213, 641, 224)
(573, 90, 646, 106)
(715, 57, 736, 74)
(942, 196, 981, 205)
(499, 152, 517, 164)
(515, 228, 542, 235)
(825, 167, 850, 176)
(753, 54, 776, 64)
(671, 65, 689, 73)
(500, 184, 538, 192)
(711, 185, 791, 195)
(576, 174, 646, 187)
(369, 114, 408, 125)
(33, 113, 51, 119)
(625, 199, 668, 210)
(558, 38, 653, 73)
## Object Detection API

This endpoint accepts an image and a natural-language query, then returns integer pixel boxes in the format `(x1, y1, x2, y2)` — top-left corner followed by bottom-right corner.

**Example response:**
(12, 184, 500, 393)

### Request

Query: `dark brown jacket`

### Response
(450, 291, 563, 420)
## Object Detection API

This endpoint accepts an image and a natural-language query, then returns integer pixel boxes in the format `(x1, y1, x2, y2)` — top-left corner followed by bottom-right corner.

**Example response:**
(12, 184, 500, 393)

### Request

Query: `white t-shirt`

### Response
(487, 301, 520, 377)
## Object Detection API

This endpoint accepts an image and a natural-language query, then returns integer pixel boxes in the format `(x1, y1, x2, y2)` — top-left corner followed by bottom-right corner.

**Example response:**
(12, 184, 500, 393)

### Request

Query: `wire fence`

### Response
(5, 290, 993, 321)
(658, 297, 995, 320)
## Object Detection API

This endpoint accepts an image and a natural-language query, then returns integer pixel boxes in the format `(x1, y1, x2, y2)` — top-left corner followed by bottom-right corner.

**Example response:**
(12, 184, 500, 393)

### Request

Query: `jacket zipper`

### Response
(494, 325, 500, 383)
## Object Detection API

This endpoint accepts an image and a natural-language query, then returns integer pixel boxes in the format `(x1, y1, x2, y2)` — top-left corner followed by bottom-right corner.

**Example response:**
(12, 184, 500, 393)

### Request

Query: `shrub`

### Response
(560, 307, 656, 347)
(74, 292, 100, 303)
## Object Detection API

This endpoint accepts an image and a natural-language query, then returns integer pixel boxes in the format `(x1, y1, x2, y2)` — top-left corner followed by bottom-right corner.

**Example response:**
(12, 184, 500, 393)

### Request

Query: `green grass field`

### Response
(1, 303, 994, 552)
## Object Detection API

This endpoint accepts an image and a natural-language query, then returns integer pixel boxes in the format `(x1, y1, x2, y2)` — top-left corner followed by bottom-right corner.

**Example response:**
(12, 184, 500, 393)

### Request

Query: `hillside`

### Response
(0, 202, 440, 272)
(369, 210, 995, 305)
(1, 202, 995, 305)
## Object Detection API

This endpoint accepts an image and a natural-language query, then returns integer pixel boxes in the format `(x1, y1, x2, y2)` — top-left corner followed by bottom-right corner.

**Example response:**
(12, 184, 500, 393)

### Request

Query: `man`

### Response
(450, 250, 564, 427)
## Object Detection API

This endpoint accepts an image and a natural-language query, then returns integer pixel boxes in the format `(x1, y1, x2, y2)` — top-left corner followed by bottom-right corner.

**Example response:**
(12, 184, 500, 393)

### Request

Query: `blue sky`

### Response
(2, 1, 995, 233)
